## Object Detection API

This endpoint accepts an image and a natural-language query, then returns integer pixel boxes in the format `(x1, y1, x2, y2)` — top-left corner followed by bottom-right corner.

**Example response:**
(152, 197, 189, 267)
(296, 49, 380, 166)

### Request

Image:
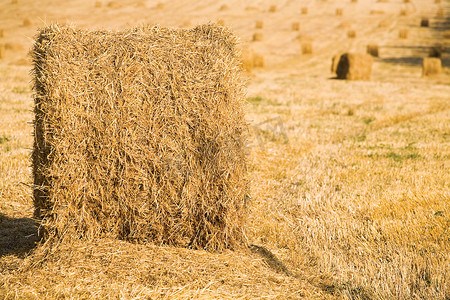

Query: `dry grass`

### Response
(31, 24, 248, 252)
(1, 0, 450, 298)
(336, 53, 373, 80)
(422, 57, 442, 76)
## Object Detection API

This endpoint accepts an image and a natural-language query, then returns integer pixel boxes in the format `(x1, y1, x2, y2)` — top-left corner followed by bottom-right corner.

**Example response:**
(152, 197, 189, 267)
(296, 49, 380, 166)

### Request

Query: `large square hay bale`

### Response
(336, 53, 373, 80)
(31, 24, 249, 251)
(422, 57, 442, 76)
(367, 44, 379, 57)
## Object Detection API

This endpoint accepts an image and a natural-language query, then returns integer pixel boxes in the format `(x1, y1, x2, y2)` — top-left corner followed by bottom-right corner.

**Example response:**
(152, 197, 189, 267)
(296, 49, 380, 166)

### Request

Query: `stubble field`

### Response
(0, 0, 449, 298)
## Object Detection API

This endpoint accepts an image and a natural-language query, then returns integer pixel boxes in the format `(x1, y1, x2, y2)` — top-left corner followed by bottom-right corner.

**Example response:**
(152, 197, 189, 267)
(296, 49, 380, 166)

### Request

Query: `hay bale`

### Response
(253, 53, 265, 68)
(400, 9, 408, 16)
(31, 24, 249, 251)
(301, 7, 308, 14)
(155, 2, 164, 9)
(422, 57, 442, 76)
(336, 8, 343, 16)
(0, 29, 3, 38)
(23, 18, 32, 27)
(429, 45, 442, 58)
(338, 21, 351, 29)
(292, 22, 300, 31)
(11, 0, 17, 4)
(0, 44, 5, 59)
(437, 8, 444, 17)
(107, 1, 121, 9)
(255, 20, 263, 29)
(367, 44, 379, 57)
(331, 54, 342, 73)
(336, 53, 373, 80)
(404, 0, 410, 3)
(399, 29, 409, 39)
(252, 32, 263, 41)
(269, 5, 276, 13)
(95, 1, 102, 8)
(351, 0, 357, 3)
(370, 10, 385, 15)
(302, 42, 313, 54)
(378, 19, 391, 27)
(421, 18, 429, 27)
(435, 0, 441, 3)
(347, 29, 356, 38)
(219, 4, 229, 11)
(444, 30, 450, 39)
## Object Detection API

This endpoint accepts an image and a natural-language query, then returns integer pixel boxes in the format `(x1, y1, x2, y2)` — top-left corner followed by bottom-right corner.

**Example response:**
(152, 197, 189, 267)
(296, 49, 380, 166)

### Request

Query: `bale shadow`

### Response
(0, 213, 39, 257)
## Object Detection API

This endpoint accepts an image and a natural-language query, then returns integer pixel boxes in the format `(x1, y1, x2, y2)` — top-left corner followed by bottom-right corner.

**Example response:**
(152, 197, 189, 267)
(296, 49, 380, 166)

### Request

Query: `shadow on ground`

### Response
(0, 213, 39, 257)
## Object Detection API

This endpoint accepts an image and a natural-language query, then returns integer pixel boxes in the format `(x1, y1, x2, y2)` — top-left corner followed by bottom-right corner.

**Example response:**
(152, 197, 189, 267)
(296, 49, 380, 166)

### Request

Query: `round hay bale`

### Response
(301, 7, 308, 14)
(255, 20, 263, 29)
(347, 29, 356, 38)
(269, 5, 277, 13)
(292, 22, 300, 31)
(31, 24, 249, 252)
(302, 42, 313, 54)
(336, 8, 343, 16)
(422, 57, 442, 76)
(367, 44, 379, 57)
(336, 53, 373, 80)
(252, 32, 263, 42)
(421, 18, 429, 27)
(399, 29, 409, 39)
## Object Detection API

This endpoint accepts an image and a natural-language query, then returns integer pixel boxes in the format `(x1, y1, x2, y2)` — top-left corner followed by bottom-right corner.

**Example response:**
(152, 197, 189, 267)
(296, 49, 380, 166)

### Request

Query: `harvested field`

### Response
(1, 0, 449, 298)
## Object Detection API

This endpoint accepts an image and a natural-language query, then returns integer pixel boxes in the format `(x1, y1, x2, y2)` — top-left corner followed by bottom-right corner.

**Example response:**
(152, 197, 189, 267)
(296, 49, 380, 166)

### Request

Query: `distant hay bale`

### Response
(404, 0, 410, 3)
(437, 8, 444, 17)
(347, 29, 356, 38)
(95, 1, 102, 8)
(241, 48, 264, 71)
(0, 29, 3, 38)
(11, 0, 17, 4)
(400, 9, 408, 16)
(420, 18, 429, 27)
(253, 32, 263, 41)
(444, 30, 450, 39)
(367, 44, 379, 57)
(269, 5, 277, 13)
(0, 44, 5, 59)
(23, 18, 32, 27)
(399, 29, 409, 39)
(292, 22, 300, 31)
(301, 7, 308, 14)
(107, 1, 121, 9)
(155, 2, 164, 9)
(378, 19, 391, 27)
(253, 53, 265, 68)
(351, 0, 357, 3)
(5, 42, 24, 51)
(377, 0, 389, 2)
(336, 53, 373, 80)
(31, 24, 249, 252)
(435, 0, 441, 3)
(331, 54, 342, 73)
(255, 20, 263, 29)
(370, 10, 385, 15)
(429, 45, 442, 58)
(219, 4, 229, 11)
(302, 42, 313, 54)
(336, 8, 343, 16)
(422, 57, 442, 76)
